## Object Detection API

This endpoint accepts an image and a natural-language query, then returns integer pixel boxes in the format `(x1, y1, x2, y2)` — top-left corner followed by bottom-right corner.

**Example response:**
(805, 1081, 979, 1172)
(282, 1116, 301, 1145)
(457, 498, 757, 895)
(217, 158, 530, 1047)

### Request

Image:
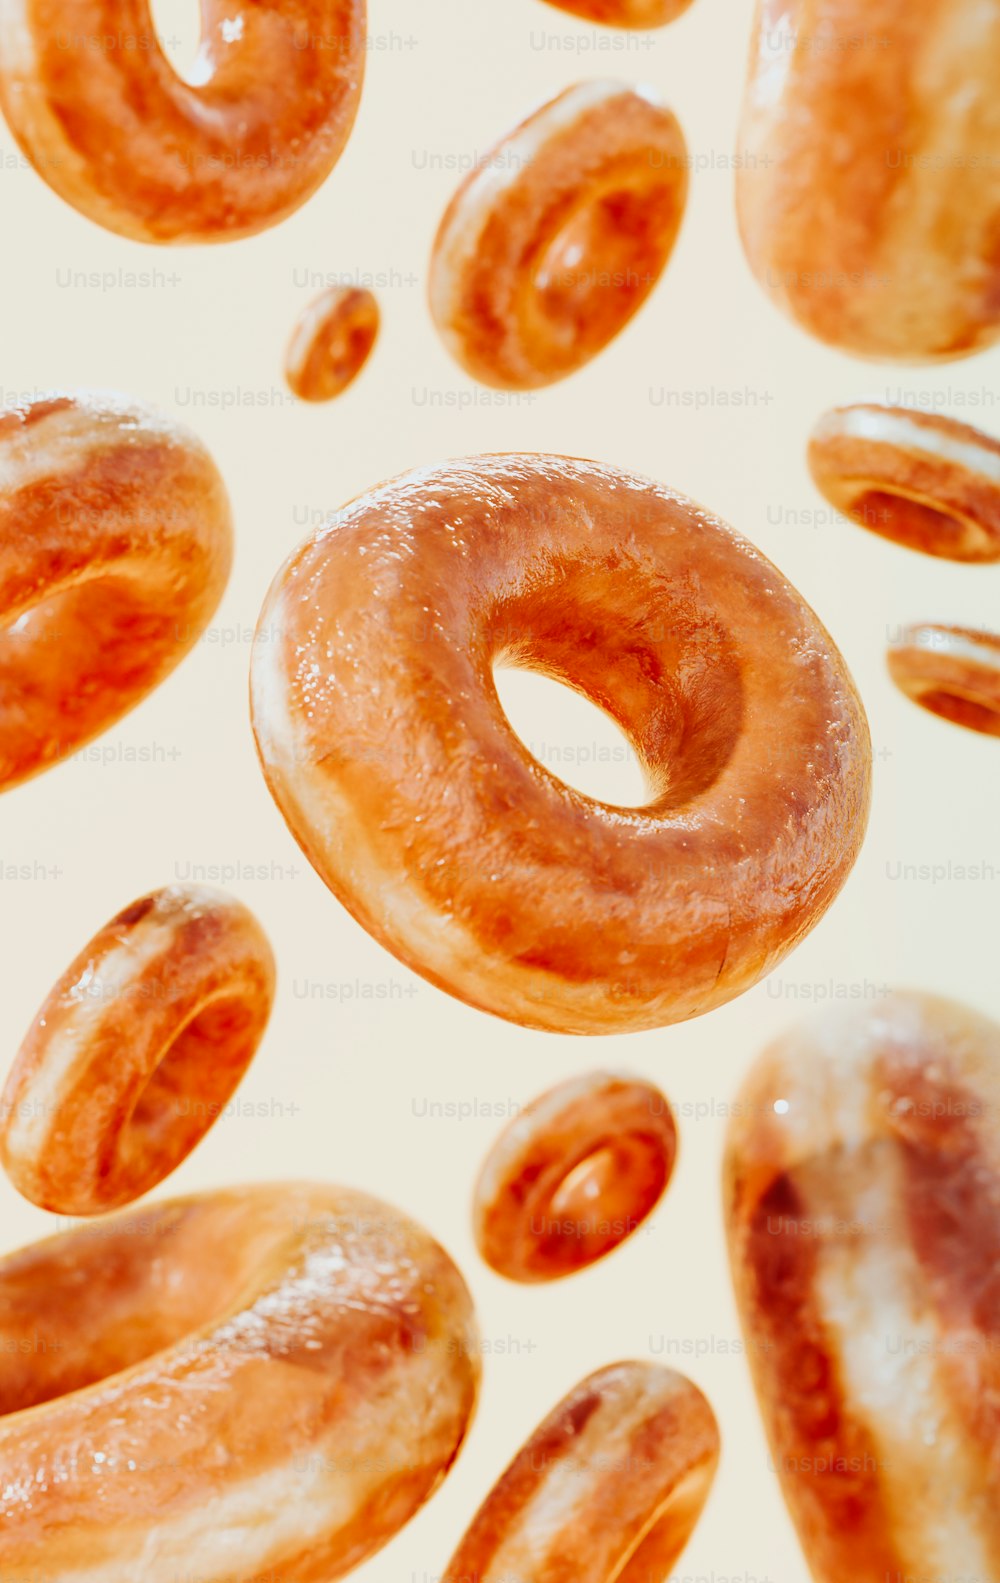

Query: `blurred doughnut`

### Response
(537, 0, 694, 25)
(888, 624, 1000, 736)
(285, 286, 380, 402)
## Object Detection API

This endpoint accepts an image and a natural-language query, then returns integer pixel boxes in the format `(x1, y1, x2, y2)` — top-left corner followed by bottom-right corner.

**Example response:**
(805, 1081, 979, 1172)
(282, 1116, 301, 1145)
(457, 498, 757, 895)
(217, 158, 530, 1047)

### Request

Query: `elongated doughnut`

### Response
(285, 285, 380, 402)
(0, 0, 366, 243)
(1, 885, 275, 1214)
(443, 1362, 719, 1583)
(0, 1181, 480, 1581)
(473, 1072, 676, 1281)
(0, 393, 232, 793)
(537, 0, 694, 26)
(737, 0, 1000, 359)
(808, 404, 1000, 561)
(887, 624, 1000, 736)
(429, 82, 688, 389)
(724, 991, 1000, 1583)
(250, 454, 871, 1035)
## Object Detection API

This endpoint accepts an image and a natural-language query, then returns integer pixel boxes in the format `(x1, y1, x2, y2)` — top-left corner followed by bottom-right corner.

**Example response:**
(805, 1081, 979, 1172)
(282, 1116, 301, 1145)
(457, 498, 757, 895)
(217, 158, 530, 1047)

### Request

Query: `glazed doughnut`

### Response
(724, 991, 1000, 1583)
(250, 454, 872, 1035)
(737, 0, 1000, 359)
(443, 1362, 719, 1583)
(808, 404, 1000, 562)
(473, 1072, 676, 1281)
(0, 393, 232, 793)
(0, 1, 366, 243)
(429, 82, 688, 389)
(1, 885, 275, 1215)
(536, 0, 695, 26)
(887, 624, 1000, 737)
(285, 285, 380, 402)
(0, 1181, 480, 1580)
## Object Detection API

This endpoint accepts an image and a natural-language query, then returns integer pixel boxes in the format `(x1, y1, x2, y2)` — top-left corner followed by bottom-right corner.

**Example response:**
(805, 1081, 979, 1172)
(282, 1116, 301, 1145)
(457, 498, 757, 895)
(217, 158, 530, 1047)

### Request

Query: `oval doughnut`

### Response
(887, 623, 1000, 737)
(536, 0, 695, 26)
(0, 1181, 480, 1580)
(724, 991, 1000, 1583)
(443, 1362, 719, 1583)
(737, 0, 1000, 359)
(0, 1, 366, 243)
(473, 1072, 676, 1282)
(1, 885, 276, 1215)
(429, 82, 689, 389)
(0, 393, 232, 793)
(808, 404, 1000, 562)
(250, 454, 872, 1035)
(285, 285, 380, 402)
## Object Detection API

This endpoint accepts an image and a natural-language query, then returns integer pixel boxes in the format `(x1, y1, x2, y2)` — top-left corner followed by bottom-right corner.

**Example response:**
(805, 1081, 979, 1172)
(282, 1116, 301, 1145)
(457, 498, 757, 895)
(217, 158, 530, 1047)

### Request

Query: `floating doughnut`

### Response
(443, 1362, 719, 1583)
(473, 1072, 676, 1281)
(429, 82, 689, 389)
(808, 405, 1000, 561)
(536, 0, 694, 26)
(0, 1182, 480, 1579)
(285, 285, 380, 402)
(737, 0, 1000, 359)
(250, 454, 872, 1035)
(1, 885, 276, 1215)
(724, 991, 1000, 1583)
(887, 624, 1000, 737)
(0, 393, 232, 793)
(0, 1, 366, 243)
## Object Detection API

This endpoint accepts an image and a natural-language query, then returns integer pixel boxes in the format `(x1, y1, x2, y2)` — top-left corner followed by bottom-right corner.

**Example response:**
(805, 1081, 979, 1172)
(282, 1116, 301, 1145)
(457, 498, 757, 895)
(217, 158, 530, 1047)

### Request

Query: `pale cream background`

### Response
(0, 1, 997, 1580)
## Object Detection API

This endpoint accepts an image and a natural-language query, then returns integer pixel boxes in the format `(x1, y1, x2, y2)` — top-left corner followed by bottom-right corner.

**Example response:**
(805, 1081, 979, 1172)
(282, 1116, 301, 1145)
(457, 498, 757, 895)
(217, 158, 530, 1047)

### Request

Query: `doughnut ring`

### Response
(250, 454, 872, 1035)
(0, 393, 232, 793)
(808, 405, 1000, 562)
(737, 0, 1000, 359)
(1, 885, 276, 1215)
(285, 285, 380, 402)
(887, 624, 1000, 737)
(724, 991, 1000, 1583)
(536, 0, 695, 27)
(443, 1362, 719, 1583)
(0, 1182, 480, 1579)
(473, 1072, 676, 1282)
(0, 1, 366, 243)
(429, 82, 689, 389)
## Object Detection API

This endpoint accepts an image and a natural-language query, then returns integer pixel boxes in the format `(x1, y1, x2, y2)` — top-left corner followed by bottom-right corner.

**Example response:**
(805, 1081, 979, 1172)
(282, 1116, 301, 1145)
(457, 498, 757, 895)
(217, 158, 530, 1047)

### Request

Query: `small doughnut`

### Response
(808, 404, 1000, 562)
(887, 624, 1000, 737)
(429, 82, 689, 389)
(724, 991, 1000, 1583)
(251, 454, 871, 1035)
(1, 885, 276, 1215)
(443, 1362, 719, 1583)
(0, 1181, 480, 1579)
(0, 393, 232, 793)
(537, 0, 694, 26)
(285, 286, 380, 402)
(737, 0, 1000, 359)
(0, 1, 366, 243)
(473, 1072, 676, 1282)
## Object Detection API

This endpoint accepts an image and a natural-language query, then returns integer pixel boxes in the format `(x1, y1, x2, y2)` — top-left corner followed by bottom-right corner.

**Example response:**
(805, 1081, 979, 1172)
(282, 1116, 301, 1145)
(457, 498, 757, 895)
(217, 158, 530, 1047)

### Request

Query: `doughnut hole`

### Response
(909, 687, 1000, 737)
(848, 489, 985, 560)
(532, 1131, 671, 1275)
(616, 1464, 722, 1583)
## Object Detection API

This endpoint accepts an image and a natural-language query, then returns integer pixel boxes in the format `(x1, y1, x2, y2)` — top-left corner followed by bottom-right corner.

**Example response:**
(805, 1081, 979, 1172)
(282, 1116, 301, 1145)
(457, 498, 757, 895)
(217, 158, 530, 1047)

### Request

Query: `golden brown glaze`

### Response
(443, 1362, 719, 1583)
(429, 83, 688, 389)
(1, 885, 275, 1214)
(737, 0, 1000, 360)
(809, 404, 1000, 561)
(0, 393, 232, 793)
(887, 624, 1000, 737)
(250, 454, 872, 1035)
(285, 286, 380, 402)
(537, 0, 695, 25)
(0, 0, 365, 243)
(724, 991, 1000, 1583)
(0, 1181, 480, 1580)
(473, 1072, 676, 1281)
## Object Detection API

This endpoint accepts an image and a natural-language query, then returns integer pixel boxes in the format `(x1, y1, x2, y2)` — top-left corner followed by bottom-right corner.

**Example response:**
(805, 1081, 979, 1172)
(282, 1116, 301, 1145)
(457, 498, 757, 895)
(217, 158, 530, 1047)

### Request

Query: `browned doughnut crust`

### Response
(285, 286, 380, 402)
(0, 393, 232, 793)
(250, 454, 872, 1035)
(887, 624, 1000, 736)
(724, 991, 1000, 1583)
(737, 0, 1000, 360)
(0, 1182, 480, 1580)
(0, 0, 366, 243)
(537, 0, 695, 26)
